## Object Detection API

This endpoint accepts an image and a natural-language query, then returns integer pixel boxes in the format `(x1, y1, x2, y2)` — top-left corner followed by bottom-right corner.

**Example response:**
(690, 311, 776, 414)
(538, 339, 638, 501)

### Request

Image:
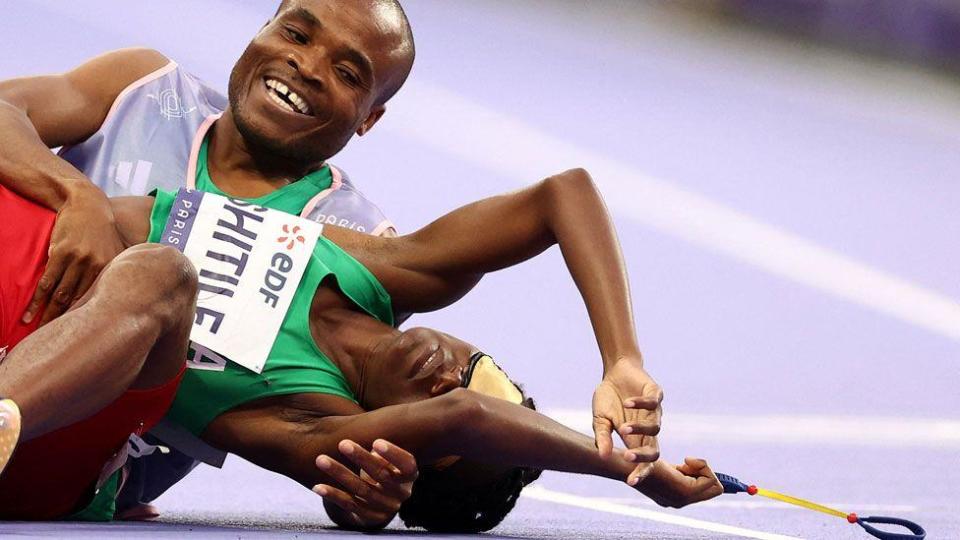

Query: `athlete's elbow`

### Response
(438, 388, 490, 436)
(560, 167, 593, 182)
(544, 167, 600, 202)
(554, 167, 594, 184)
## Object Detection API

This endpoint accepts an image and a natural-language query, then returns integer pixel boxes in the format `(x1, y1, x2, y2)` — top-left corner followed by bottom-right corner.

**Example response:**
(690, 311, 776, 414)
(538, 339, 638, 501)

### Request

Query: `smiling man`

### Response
(0, 0, 667, 530)
(0, 0, 414, 524)
(226, 0, 414, 170)
(0, 0, 414, 328)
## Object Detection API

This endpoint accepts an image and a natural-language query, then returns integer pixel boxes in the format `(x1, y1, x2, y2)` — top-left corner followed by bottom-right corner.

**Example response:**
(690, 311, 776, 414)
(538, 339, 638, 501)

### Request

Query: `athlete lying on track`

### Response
(0, 0, 709, 530)
(0, 168, 722, 528)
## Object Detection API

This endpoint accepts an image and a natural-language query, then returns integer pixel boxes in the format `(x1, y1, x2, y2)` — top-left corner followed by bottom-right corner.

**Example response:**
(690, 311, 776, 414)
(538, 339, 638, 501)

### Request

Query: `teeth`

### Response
(266, 88, 296, 113)
(287, 92, 309, 115)
(265, 79, 311, 115)
(418, 349, 441, 374)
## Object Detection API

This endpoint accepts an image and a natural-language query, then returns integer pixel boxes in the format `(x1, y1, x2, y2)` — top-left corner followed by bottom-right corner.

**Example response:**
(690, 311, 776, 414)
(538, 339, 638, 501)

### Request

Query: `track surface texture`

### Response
(2, 1, 957, 538)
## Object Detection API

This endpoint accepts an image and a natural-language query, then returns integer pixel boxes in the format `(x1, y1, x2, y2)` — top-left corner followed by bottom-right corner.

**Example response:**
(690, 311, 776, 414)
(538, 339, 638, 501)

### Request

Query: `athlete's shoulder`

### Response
(102, 50, 228, 113)
(307, 168, 396, 236)
(69, 48, 172, 86)
(330, 167, 381, 211)
(58, 48, 174, 113)
(107, 47, 171, 70)
(0, 48, 177, 148)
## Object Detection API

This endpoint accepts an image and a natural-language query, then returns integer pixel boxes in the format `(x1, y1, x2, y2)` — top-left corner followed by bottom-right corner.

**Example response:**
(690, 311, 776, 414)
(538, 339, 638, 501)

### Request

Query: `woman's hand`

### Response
(313, 439, 418, 530)
(637, 458, 724, 508)
(592, 357, 663, 485)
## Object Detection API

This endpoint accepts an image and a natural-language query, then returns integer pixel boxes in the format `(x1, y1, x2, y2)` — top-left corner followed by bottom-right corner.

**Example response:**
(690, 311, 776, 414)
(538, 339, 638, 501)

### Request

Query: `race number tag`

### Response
(159, 188, 322, 373)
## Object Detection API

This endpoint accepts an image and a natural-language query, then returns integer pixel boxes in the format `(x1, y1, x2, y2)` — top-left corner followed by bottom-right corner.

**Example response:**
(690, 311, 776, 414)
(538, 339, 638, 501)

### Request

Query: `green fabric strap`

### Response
(64, 471, 119, 522)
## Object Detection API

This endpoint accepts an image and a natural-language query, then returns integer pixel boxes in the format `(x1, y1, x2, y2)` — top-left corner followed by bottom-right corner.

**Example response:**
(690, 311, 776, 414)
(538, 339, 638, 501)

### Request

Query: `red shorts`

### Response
(0, 184, 54, 353)
(0, 369, 184, 519)
(0, 186, 184, 519)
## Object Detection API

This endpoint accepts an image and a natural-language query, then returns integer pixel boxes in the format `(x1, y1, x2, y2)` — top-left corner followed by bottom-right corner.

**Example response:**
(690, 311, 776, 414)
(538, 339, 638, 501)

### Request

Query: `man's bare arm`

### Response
(0, 47, 168, 205)
(0, 48, 168, 323)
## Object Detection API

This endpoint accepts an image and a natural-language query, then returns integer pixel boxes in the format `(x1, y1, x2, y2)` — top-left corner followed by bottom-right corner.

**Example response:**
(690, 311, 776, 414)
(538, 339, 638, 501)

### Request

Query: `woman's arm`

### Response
(203, 390, 718, 521)
(203, 390, 628, 529)
(203, 389, 644, 487)
(325, 168, 662, 479)
(329, 168, 639, 366)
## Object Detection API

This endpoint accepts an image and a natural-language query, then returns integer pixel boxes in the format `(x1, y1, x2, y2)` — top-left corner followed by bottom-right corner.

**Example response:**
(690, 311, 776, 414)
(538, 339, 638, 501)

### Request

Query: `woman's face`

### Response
(360, 327, 478, 410)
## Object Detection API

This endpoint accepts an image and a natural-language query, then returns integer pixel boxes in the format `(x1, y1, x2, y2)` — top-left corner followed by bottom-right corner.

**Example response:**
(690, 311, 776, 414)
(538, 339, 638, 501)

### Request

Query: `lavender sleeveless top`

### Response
(59, 60, 395, 235)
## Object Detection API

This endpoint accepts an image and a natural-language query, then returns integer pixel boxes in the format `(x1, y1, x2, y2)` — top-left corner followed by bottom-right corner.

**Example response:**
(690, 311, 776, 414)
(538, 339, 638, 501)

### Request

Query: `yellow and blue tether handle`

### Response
(715, 472, 926, 540)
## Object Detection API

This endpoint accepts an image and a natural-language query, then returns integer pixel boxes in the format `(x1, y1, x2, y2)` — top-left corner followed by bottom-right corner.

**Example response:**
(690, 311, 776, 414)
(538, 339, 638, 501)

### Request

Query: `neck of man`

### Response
(207, 111, 326, 199)
(308, 296, 400, 402)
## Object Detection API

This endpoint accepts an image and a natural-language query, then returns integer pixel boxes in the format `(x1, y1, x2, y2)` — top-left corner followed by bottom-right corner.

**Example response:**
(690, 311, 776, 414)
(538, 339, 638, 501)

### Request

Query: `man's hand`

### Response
(313, 439, 418, 530)
(592, 356, 663, 486)
(637, 458, 724, 508)
(22, 184, 124, 325)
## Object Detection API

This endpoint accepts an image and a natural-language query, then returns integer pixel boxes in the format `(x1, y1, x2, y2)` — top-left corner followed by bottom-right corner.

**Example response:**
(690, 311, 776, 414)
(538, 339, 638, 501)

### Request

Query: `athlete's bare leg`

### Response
(0, 244, 196, 441)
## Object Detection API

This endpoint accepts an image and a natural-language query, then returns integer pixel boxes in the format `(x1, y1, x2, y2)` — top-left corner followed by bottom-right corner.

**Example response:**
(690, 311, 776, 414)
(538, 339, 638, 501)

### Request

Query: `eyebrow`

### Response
(286, 7, 375, 82)
(287, 7, 321, 28)
(342, 47, 375, 82)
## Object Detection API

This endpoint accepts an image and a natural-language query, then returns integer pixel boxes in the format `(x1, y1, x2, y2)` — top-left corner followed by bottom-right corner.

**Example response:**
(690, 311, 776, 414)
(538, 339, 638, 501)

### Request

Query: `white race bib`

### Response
(159, 189, 322, 373)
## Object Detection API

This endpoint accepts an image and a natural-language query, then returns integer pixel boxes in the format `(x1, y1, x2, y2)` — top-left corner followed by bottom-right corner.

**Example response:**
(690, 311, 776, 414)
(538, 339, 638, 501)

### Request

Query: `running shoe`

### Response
(0, 398, 21, 476)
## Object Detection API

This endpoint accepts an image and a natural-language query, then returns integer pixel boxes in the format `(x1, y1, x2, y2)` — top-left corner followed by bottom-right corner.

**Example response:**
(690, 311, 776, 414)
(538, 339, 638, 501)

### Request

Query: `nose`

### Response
(430, 351, 465, 396)
(287, 53, 325, 89)
(430, 368, 462, 397)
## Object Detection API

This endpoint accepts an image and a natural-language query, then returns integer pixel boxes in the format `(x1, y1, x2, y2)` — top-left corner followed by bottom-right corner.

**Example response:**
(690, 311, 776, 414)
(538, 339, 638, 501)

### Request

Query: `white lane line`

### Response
(385, 80, 960, 342)
(522, 485, 802, 540)
(546, 409, 960, 449)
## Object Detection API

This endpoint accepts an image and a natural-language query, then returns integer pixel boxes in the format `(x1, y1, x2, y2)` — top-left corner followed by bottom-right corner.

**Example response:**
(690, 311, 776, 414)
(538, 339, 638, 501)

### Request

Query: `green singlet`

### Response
(72, 136, 393, 522)
(155, 137, 395, 436)
(194, 133, 335, 214)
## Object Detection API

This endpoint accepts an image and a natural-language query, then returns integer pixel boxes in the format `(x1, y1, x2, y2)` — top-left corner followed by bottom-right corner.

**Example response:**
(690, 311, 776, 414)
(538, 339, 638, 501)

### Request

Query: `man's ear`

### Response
(357, 105, 386, 136)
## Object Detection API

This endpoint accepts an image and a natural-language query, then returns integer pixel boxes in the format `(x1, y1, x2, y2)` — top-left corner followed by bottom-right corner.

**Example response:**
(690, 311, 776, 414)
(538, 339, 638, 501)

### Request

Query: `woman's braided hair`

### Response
(398, 396, 543, 532)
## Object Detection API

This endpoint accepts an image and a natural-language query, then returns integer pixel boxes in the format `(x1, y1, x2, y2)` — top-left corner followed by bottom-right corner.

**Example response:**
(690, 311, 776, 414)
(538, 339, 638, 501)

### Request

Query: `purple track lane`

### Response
(2, 1, 957, 538)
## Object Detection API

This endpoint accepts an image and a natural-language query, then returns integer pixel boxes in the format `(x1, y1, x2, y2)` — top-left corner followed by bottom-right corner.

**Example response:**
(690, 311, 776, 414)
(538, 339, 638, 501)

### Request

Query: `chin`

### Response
(234, 110, 301, 160)
(240, 112, 351, 166)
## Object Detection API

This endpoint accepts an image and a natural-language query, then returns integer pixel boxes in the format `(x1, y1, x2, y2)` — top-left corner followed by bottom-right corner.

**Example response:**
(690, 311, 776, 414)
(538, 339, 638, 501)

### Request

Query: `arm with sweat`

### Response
(325, 168, 661, 481)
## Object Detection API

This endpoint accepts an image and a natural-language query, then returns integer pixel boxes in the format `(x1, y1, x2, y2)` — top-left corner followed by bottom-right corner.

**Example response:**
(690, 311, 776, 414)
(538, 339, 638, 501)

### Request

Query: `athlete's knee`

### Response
(121, 245, 196, 291)
(110, 245, 197, 320)
(153, 245, 197, 298)
(146, 246, 196, 317)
